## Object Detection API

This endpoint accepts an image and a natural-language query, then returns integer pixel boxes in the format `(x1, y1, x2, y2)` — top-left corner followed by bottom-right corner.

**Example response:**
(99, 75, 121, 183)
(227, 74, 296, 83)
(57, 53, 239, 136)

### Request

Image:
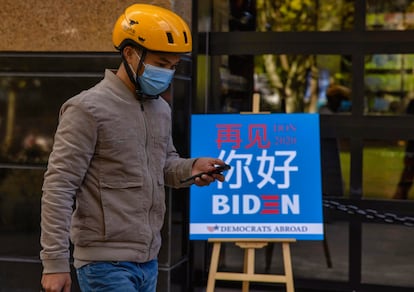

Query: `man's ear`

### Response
(122, 46, 136, 62)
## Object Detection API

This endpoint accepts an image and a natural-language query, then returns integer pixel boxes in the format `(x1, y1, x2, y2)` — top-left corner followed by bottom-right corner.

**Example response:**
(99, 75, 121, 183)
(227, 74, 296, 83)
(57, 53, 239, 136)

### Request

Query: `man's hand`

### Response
(41, 273, 71, 292)
(191, 158, 226, 186)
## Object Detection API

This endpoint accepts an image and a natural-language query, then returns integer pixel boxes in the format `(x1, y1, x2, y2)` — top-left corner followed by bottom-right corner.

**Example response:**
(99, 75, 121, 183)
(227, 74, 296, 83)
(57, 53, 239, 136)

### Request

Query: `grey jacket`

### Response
(40, 70, 195, 274)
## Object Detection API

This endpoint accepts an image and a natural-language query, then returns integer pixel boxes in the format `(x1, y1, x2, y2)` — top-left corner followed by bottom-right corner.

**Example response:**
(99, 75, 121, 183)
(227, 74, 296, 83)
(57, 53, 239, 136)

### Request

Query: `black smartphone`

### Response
(180, 164, 231, 183)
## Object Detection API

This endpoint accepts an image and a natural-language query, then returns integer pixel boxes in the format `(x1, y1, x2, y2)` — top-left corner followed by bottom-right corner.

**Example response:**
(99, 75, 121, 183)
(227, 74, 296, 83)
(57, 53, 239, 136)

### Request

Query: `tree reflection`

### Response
(255, 0, 354, 113)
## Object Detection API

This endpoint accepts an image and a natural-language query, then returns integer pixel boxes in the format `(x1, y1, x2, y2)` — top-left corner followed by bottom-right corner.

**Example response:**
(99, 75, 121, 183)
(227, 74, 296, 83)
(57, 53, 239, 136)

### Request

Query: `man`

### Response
(40, 4, 225, 292)
(319, 84, 351, 114)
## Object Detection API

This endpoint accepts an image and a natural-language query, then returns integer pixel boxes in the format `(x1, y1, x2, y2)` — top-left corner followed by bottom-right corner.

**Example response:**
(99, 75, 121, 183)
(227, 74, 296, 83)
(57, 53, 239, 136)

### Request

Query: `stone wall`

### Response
(0, 0, 191, 51)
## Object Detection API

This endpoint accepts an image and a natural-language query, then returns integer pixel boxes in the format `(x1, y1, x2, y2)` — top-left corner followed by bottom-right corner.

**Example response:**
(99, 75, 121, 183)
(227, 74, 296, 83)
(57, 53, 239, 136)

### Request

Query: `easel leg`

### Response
(265, 243, 274, 272)
(207, 239, 295, 292)
(282, 242, 294, 292)
(207, 242, 221, 292)
(242, 247, 255, 292)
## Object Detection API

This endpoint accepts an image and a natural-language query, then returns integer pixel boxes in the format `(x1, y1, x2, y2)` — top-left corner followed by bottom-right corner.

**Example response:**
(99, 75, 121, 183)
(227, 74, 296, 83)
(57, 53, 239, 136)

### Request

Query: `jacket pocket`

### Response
(100, 183, 152, 244)
(97, 135, 144, 187)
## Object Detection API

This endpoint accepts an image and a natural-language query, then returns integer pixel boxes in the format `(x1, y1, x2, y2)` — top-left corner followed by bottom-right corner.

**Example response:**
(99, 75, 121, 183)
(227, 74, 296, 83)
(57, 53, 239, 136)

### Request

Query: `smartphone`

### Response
(180, 164, 231, 183)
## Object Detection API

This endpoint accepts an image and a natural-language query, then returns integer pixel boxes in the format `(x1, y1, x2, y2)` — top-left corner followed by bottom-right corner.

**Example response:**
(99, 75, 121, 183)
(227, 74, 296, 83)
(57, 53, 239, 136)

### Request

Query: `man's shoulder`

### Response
(64, 80, 108, 106)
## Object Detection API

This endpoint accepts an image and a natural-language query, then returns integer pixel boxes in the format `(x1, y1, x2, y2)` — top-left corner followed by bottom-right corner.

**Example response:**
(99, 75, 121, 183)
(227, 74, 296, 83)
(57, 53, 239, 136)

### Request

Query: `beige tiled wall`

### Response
(0, 0, 191, 52)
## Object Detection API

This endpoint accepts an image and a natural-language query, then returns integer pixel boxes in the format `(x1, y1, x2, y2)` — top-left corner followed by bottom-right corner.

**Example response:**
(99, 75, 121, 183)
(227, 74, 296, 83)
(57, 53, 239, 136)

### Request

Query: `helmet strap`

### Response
(121, 48, 158, 101)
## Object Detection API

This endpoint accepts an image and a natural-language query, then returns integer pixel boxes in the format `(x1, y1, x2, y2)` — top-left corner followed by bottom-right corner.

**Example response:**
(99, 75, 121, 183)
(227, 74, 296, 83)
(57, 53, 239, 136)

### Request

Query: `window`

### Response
(365, 54, 414, 115)
(0, 53, 117, 290)
(367, 0, 414, 30)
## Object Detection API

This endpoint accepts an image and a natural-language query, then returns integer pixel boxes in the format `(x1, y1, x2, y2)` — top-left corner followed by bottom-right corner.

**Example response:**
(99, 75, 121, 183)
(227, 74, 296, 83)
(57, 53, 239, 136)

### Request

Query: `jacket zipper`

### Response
(139, 99, 155, 261)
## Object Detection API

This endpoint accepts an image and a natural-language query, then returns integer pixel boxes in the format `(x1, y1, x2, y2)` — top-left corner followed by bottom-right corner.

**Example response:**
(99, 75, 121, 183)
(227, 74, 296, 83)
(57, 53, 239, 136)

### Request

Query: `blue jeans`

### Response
(76, 260, 158, 292)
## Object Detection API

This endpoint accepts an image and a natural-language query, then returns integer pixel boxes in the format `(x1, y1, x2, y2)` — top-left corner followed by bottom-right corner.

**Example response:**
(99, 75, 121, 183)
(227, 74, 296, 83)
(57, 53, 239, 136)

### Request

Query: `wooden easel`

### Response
(206, 94, 295, 291)
(206, 238, 296, 292)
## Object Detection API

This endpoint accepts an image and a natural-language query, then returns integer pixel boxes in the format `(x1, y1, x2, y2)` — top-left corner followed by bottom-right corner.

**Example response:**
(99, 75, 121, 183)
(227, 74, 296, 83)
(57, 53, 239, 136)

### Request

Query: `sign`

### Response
(189, 113, 323, 240)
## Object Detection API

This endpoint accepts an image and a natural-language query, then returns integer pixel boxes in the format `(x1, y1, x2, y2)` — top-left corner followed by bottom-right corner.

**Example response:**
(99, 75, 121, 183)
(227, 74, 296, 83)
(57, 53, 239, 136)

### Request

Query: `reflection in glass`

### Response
(0, 76, 100, 165)
(320, 132, 350, 198)
(257, 0, 354, 32)
(363, 140, 413, 199)
(394, 101, 414, 200)
(365, 54, 414, 115)
(198, 53, 352, 114)
(255, 55, 351, 113)
(0, 168, 44, 257)
(0, 168, 43, 232)
(211, 0, 256, 32)
(209, 0, 354, 32)
(366, 0, 414, 30)
(196, 54, 253, 113)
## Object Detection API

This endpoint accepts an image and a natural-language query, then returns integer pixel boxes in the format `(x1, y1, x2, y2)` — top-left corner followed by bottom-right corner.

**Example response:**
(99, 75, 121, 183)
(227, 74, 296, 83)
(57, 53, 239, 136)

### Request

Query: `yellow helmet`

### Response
(112, 4, 192, 53)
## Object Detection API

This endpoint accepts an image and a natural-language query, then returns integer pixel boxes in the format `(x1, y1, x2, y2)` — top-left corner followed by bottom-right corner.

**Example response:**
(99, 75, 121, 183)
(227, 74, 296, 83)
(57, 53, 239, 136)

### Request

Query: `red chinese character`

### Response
(216, 124, 242, 149)
(245, 124, 271, 149)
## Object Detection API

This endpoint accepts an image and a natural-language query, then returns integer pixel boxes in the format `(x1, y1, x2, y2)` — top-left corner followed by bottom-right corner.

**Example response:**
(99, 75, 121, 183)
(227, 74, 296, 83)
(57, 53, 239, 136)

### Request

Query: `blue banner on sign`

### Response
(189, 113, 323, 240)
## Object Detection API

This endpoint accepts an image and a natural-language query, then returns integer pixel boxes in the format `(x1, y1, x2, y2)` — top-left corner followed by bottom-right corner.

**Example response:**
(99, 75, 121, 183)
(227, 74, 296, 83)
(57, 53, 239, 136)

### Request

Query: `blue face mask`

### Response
(131, 52, 175, 96)
(138, 63, 175, 96)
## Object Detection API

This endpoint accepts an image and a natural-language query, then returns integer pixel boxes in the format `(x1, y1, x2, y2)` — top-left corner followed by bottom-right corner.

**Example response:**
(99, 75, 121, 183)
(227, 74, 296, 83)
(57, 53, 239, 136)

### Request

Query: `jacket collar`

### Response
(104, 69, 137, 103)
